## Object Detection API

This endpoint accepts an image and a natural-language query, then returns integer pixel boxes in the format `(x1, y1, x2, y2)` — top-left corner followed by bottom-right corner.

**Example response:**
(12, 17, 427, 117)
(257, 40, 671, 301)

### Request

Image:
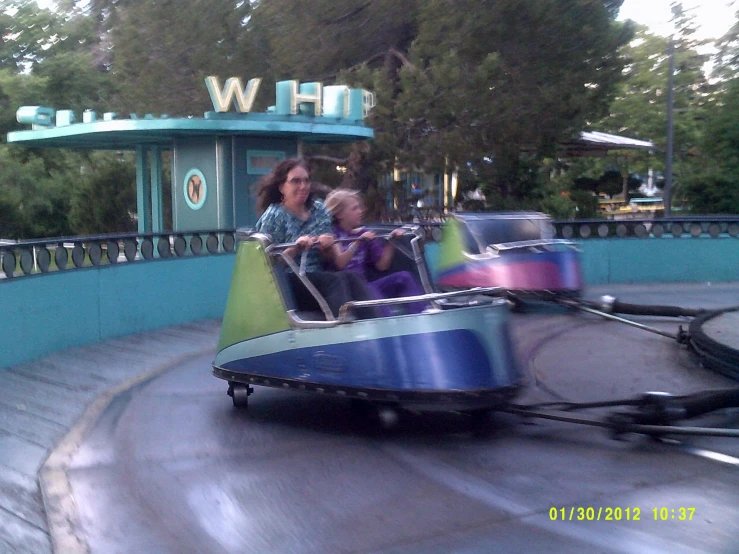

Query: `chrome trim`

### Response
(286, 310, 338, 328)
(213, 364, 523, 409)
(252, 229, 493, 325)
(453, 212, 551, 221)
(266, 227, 419, 252)
(490, 239, 579, 251)
(337, 287, 505, 320)
(359, 225, 436, 298)
(239, 231, 336, 321)
(278, 251, 335, 321)
(237, 229, 270, 245)
(409, 233, 436, 296)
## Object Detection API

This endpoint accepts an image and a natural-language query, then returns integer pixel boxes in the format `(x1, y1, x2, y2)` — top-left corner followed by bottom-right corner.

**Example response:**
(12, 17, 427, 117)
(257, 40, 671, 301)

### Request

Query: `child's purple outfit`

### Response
(333, 226, 427, 315)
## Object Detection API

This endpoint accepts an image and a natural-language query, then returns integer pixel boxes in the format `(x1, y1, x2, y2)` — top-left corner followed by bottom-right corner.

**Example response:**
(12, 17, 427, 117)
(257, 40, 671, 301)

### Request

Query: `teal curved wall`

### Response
(1, 256, 234, 369)
(2, 236, 738, 371)
(574, 238, 739, 284)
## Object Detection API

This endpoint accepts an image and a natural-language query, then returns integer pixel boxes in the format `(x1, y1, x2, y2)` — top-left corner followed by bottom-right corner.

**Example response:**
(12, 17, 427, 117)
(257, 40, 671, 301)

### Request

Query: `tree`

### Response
(44, 0, 638, 218)
(0, 69, 48, 135)
(679, 74, 739, 214)
(0, 145, 77, 238)
(0, 1, 61, 71)
(713, 2, 739, 81)
(29, 8, 118, 114)
(251, 0, 421, 197)
(105, 0, 258, 116)
(0, 6, 124, 238)
(249, 0, 418, 80)
(393, 0, 634, 205)
(682, 173, 739, 214)
(593, 4, 714, 204)
(642, 3, 739, 214)
(69, 152, 137, 234)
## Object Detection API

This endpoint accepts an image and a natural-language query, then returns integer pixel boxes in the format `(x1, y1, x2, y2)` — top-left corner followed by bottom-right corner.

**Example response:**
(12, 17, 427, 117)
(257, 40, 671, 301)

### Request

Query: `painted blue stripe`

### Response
(220, 329, 521, 391)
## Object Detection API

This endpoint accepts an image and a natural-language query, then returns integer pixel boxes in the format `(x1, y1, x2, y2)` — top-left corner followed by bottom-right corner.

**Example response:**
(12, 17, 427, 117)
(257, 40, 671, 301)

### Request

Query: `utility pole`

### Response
(665, 36, 676, 217)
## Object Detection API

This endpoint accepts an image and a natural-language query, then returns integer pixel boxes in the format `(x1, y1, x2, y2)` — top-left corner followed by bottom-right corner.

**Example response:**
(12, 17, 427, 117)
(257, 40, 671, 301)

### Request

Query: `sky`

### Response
(33, 0, 738, 43)
(618, 0, 737, 39)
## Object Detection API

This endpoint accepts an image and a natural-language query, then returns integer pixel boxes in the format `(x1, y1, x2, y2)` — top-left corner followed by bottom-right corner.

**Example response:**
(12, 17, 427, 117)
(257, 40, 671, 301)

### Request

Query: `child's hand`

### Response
(316, 234, 335, 251)
(358, 231, 376, 242)
(389, 228, 406, 239)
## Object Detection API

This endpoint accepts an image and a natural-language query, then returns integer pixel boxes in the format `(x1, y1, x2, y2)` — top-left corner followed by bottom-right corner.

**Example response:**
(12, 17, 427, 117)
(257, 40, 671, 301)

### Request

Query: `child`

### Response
(324, 189, 427, 314)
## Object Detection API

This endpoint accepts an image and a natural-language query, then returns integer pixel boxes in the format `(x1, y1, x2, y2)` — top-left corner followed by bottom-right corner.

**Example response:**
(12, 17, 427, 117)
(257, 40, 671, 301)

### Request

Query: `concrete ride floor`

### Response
(4, 284, 739, 554)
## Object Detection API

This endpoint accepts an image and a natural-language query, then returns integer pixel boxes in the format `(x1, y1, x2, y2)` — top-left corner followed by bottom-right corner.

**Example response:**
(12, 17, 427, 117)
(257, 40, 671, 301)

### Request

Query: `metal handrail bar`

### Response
(337, 287, 505, 321)
(1, 229, 237, 280)
(276, 251, 336, 322)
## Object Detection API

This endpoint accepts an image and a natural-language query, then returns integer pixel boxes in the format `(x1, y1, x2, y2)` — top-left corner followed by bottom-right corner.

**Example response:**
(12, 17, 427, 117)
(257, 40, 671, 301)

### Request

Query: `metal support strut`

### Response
(555, 296, 690, 344)
(501, 389, 739, 439)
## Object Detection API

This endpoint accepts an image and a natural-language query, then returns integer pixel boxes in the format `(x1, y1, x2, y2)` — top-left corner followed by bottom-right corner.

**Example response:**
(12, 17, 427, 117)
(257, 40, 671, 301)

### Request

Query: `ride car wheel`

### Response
(231, 383, 250, 408)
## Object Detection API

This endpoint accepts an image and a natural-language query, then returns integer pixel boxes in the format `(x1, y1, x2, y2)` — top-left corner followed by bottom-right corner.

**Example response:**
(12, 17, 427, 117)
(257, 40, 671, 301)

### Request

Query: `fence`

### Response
(2, 217, 739, 369)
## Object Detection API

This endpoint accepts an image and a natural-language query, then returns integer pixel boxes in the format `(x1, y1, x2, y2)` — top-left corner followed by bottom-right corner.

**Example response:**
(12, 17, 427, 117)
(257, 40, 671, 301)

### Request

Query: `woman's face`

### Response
(338, 198, 364, 229)
(279, 166, 311, 207)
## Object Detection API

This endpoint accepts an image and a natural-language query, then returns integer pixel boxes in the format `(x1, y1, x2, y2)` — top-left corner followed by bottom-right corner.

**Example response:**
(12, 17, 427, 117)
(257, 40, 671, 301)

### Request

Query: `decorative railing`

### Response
(379, 213, 739, 242)
(551, 217, 739, 240)
(0, 229, 237, 280)
(4, 216, 739, 280)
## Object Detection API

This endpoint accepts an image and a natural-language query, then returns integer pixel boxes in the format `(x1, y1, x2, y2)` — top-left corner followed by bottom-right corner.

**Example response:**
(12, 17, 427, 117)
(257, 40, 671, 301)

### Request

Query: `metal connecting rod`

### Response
(558, 298, 681, 341)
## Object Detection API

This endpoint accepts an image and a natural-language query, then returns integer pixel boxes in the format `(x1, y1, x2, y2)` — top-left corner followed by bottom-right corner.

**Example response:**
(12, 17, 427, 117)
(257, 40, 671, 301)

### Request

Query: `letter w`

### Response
(205, 77, 262, 113)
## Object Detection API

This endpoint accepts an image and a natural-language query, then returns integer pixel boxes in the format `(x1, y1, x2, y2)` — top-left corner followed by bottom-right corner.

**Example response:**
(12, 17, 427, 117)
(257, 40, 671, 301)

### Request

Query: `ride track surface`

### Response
(35, 284, 739, 553)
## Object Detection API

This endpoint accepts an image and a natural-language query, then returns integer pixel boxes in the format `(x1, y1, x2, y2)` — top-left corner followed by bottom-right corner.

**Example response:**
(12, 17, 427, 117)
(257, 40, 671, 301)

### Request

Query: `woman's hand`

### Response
(358, 231, 376, 242)
(295, 235, 315, 250)
(389, 228, 406, 239)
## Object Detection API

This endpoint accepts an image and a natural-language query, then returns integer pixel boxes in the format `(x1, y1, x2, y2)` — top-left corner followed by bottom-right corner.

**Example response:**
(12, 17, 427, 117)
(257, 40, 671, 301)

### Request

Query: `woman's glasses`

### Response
(287, 177, 311, 185)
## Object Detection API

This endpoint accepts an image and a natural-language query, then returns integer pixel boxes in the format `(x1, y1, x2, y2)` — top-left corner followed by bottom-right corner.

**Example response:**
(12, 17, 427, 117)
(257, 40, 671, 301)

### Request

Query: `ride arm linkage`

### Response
(503, 389, 739, 439)
(556, 296, 690, 343)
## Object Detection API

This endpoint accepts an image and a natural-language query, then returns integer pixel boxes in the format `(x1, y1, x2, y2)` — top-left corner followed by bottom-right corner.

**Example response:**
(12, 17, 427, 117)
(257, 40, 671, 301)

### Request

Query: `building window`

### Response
(247, 150, 285, 175)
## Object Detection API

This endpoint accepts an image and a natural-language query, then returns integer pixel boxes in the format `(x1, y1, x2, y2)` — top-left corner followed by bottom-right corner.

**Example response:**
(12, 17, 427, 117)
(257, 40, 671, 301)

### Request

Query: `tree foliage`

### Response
(595, 18, 713, 173)
(0, 145, 77, 238)
(4, 0, 739, 238)
(105, 0, 258, 115)
(680, 75, 739, 214)
(0, 6, 115, 239)
(0, 1, 61, 71)
(250, 0, 418, 80)
(393, 0, 634, 204)
(68, 152, 137, 234)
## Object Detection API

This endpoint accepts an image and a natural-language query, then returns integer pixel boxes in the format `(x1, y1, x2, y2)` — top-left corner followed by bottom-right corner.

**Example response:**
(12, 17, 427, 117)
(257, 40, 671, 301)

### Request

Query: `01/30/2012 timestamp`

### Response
(549, 507, 696, 521)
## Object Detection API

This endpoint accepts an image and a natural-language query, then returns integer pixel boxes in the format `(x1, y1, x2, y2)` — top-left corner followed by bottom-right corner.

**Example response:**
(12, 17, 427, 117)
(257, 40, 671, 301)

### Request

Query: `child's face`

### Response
(339, 198, 364, 228)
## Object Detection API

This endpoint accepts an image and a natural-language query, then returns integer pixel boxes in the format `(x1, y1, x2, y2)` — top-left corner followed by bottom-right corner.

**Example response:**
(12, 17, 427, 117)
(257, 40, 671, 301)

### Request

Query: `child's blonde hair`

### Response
(324, 188, 362, 222)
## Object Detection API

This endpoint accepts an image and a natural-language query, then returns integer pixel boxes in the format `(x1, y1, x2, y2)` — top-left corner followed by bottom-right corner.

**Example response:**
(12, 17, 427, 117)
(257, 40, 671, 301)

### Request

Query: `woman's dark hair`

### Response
(255, 158, 313, 214)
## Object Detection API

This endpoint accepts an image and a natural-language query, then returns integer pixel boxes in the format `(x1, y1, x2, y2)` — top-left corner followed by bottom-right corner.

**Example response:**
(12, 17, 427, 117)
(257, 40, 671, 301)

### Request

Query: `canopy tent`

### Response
(561, 131, 655, 157)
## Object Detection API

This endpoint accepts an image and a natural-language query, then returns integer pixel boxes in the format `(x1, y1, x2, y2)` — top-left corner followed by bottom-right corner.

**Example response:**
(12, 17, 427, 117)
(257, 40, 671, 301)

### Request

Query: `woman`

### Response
(255, 159, 378, 319)
(324, 188, 427, 315)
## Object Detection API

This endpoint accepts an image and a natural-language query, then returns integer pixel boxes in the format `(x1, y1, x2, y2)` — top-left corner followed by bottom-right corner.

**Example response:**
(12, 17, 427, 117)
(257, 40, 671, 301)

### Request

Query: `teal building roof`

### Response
(7, 112, 373, 150)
